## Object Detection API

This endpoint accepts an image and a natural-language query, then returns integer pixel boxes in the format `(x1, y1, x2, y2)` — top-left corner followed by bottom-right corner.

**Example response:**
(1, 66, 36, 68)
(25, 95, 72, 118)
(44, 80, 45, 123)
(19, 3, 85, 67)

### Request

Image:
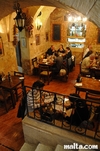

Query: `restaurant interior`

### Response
(0, 0, 100, 150)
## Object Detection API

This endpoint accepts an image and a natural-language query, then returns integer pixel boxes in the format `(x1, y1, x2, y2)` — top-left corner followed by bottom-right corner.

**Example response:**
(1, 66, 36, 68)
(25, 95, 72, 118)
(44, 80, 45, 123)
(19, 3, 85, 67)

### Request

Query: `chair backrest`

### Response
(59, 62, 68, 76)
(79, 61, 82, 74)
(0, 87, 12, 112)
(39, 64, 50, 75)
(85, 91, 100, 103)
(67, 57, 72, 72)
(14, 71, 24, 77)
(39, 64, 52, 85)
(32, 57, 38, 68)
(68, 57, 72, 66)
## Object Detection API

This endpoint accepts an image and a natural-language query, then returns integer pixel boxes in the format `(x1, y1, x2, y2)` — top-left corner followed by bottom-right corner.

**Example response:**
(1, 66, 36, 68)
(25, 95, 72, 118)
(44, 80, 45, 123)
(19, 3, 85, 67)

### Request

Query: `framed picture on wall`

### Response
(52, 24, 61, 41)
(0, 37, 4, 56)
(35, 34, 40, 45)
(21, 37, 27, 48)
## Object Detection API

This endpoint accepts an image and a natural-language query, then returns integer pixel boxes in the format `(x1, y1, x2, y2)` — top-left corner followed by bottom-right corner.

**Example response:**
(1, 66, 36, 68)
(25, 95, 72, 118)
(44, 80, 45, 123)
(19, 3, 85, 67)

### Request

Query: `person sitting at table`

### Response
(62, 47, 72, 69)
(46, 45, 55, 57)
(81, 53, 96, 75)
(57, 44, 65, 54)
(65, 47, 72, 59)
(52, 52, 63, 76)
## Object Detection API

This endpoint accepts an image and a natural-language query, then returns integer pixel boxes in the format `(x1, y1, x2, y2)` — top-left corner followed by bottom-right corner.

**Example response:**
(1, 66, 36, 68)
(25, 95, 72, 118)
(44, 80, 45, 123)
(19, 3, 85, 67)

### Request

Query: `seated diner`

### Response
(57, 44, 65, 54)
(46, 45, 55, 57)
(51, 52, 63, 76)
(81, 53, 96, 76)
(65, 47, 72, 59)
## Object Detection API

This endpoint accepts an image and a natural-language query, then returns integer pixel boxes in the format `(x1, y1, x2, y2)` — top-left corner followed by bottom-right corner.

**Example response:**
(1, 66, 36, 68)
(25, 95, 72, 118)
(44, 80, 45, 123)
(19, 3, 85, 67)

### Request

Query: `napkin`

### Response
(75, 83, 82, 86)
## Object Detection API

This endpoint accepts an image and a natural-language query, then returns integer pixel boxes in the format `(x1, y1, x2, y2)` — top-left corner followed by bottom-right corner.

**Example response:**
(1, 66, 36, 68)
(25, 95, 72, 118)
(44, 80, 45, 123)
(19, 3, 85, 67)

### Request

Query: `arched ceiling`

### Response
(0, 0, 100, 27)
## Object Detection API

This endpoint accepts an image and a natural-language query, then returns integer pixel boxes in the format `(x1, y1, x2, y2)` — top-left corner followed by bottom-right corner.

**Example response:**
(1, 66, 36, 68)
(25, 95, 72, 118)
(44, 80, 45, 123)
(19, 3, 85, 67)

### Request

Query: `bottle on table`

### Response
(8, 72, 12, 82)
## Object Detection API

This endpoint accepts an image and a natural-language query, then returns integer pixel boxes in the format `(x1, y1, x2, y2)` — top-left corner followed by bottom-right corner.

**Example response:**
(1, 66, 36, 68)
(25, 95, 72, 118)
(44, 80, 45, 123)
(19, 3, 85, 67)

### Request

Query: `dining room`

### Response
(0, 0, 100, 150)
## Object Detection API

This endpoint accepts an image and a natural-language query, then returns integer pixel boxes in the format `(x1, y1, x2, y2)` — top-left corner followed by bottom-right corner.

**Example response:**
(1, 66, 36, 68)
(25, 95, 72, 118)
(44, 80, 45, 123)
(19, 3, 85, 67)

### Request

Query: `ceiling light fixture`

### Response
(13, 2, 26, 32)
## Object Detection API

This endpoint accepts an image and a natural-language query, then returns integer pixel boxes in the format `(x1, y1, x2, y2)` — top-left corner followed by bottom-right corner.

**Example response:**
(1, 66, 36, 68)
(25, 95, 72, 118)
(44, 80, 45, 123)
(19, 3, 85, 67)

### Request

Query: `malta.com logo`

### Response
(64, 143, 98, 150)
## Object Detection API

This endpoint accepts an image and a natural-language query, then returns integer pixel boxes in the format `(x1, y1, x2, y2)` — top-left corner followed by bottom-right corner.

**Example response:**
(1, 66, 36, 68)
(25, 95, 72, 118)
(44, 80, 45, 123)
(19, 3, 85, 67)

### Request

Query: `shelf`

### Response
(69, 43, 84, 48)
(67, 35, 85, 48)
(67, 37, 85, 43)
(67, 36, 85, 39)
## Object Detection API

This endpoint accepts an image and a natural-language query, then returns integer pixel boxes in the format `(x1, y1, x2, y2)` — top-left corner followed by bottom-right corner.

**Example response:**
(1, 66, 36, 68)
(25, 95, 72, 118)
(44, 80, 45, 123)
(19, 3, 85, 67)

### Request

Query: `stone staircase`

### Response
(20, 116, 98, 151)
(20, 143, 96, 151)
(20, 143, 75, 151)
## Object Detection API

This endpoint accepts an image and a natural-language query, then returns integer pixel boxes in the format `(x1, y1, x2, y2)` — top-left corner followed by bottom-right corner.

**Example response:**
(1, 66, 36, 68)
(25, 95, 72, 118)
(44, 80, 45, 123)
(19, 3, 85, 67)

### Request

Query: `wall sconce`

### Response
(13, 2, 26, 32)
(36, 18, 42, 30)
(36, 11, 42, 30)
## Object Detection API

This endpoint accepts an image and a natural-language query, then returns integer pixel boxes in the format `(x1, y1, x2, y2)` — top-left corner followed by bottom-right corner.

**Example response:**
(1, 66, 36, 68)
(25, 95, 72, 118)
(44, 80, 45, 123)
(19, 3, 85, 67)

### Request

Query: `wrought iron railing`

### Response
(24, 85, 100, 141)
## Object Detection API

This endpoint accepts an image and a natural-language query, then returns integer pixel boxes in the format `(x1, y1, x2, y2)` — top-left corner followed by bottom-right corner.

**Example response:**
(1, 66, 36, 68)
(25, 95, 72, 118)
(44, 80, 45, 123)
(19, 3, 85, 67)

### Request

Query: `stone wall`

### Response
(0, 14, 18, 75)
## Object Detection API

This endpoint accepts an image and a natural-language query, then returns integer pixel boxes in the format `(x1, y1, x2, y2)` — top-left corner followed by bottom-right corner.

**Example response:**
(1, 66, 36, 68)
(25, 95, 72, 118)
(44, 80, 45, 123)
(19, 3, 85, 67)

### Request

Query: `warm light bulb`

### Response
(83, 17, 87, 22)
(77, 16, 81, 21)
(68, 16, 72, 22)
(74, 17, 77, 22)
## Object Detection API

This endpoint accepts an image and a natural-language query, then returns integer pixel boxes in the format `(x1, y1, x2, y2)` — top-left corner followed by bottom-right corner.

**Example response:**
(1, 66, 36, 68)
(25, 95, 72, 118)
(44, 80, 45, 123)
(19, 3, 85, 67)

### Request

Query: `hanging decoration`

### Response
(25, 12, 34, 37)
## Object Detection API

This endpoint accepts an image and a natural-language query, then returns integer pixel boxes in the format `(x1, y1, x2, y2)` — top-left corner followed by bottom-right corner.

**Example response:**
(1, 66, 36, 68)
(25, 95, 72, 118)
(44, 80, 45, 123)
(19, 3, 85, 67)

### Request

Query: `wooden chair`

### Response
(0, 88, 14, 112)
(14, 71, 24, 101)
(39, 64, 52, 85)
(85, 91, 100, 121)
(32, 57, 39, 76)
(14, 71, 24, 77)
(58, 63, 68, 82)
(67, 57, 72, 72)
(79, 61, 87, 77)
(85, 91, 100, 104)
(85, 91, 100, 135)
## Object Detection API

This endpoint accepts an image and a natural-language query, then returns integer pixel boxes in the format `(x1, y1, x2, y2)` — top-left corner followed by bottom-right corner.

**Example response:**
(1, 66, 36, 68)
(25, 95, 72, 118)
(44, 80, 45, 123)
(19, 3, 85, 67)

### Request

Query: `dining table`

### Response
(74, 76, 100, 94)
(89, 66, 100, 79)
(39, 58, 55, 72)
(0, 76, 24, 108)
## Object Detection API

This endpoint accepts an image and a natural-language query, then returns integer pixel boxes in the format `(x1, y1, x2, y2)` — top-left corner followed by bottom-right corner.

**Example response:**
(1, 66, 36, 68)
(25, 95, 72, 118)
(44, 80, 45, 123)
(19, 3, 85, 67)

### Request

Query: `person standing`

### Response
(82, 45, 93, 59)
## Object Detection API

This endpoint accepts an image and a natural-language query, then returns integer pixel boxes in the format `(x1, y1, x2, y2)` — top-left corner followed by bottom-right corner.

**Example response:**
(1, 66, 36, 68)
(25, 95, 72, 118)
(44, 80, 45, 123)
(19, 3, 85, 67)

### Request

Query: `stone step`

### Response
(20, 142, 37, 151)
(55, 144, 65, 151)
(35, 143, 54, 151)
(20, 143, 96, 151)
(55, 144, 96, 151)
(55, 144, 78, 151)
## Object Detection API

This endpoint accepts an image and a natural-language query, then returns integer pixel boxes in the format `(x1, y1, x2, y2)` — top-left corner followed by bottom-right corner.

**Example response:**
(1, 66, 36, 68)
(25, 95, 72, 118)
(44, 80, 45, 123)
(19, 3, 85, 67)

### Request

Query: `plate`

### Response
(19, 77, 24, 80)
